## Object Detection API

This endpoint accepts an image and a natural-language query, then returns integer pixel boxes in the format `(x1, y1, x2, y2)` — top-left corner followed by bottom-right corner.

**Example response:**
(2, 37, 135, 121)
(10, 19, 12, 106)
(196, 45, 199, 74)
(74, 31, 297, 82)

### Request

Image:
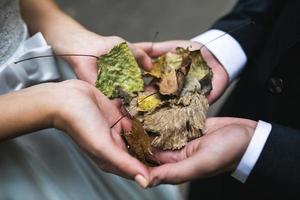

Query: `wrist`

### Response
(49, 80, 95, 133)
(232, 125, 256, 168)
(191, 30, 247, 81)
(0, 83, 58, 140)
(231, 121, 271, 183)
(27, 83, 61, 129)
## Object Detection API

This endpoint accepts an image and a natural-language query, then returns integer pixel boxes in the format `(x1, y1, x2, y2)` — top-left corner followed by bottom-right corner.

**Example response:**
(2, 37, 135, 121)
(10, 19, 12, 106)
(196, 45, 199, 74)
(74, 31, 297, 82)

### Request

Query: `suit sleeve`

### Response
(245, 123, 300, 198)
(211, 0, 286, 58)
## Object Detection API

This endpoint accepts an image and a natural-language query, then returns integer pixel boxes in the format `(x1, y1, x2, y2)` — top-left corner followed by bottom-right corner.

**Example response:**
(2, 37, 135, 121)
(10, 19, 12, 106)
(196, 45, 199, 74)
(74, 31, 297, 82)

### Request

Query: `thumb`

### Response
(135, 41, 176, 57)
(150, 139, 211, 186)
(129, 44, 153, 71)
(150, 153, 211, 186)
(70, 60, 98, 85)
(153, 149, 184, 164)
(98, 141, 150, 188)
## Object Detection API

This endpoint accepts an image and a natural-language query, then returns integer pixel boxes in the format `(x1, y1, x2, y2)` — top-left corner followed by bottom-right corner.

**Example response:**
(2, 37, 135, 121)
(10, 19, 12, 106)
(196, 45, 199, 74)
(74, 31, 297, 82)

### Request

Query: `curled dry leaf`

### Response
(146, 51, 190, 96)
(184, 50, 213, 95)
(124, 91, 161, 117)
(123, 117, 158, 166)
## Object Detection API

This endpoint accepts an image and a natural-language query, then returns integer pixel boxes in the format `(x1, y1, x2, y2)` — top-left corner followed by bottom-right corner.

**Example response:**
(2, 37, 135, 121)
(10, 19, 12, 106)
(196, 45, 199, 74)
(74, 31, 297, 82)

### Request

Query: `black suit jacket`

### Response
(189, 0, 300, 199)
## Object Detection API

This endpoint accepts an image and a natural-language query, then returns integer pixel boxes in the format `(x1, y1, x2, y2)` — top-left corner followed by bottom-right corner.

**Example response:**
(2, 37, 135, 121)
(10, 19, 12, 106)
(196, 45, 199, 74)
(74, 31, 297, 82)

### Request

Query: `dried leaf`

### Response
(147, 50, 191, 96)
(181, 50, 213, 95)
(95, 43, 213, 159)
(125, 97, 139, 117)
(136, 92, 161, 112)
(126, 47, 212, 151)
(144, 57, 164, 78)
(143, 93, 209, 150)
(123, 117, 158, 165)
(158, 69, 179, 95)
(95, 42, 144, 98)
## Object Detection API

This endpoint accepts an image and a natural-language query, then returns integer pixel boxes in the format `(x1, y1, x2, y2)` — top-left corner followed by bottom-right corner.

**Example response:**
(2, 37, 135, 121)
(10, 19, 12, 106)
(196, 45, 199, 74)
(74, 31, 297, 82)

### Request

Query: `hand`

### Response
(135, 40, 229, 103)
(48, 80, 150, 187)
(51, 30, 152, 84)
(21, 1, 152, 84)
(148, 117, 257, 186)
(0, 79, 150, 187)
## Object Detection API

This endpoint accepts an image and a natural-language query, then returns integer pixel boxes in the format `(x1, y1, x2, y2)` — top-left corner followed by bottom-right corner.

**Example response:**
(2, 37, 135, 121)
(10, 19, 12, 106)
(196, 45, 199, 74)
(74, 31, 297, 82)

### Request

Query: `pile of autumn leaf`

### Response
(96, 42, 212, 165)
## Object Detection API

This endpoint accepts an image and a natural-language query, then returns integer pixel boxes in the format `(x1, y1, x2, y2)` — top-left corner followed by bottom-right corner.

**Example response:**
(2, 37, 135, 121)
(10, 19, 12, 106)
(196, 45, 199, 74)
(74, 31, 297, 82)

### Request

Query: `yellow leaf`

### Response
(137, 92, 161, 112)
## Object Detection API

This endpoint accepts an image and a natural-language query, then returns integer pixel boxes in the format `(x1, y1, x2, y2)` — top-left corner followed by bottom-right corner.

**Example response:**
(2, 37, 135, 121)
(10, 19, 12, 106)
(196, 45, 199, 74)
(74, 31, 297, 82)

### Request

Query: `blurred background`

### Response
(55, 0, 237, 198)
(55, 0, 236, 42)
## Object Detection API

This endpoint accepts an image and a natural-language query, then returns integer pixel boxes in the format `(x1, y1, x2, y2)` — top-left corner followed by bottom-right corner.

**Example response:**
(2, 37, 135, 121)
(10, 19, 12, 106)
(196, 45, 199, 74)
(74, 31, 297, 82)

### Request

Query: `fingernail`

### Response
(134, 174, 149, 188)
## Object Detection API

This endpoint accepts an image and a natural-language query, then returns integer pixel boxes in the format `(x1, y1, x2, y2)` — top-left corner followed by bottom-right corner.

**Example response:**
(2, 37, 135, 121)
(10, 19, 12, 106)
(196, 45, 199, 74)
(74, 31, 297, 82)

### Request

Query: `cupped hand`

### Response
(135, 40, 229, 103)
(53, 30, 152, 84)
(23, 2, 152, 85)
(43, 23, 152, 84)
(50, 80, 150, 187)
(148, 117, 257, 186)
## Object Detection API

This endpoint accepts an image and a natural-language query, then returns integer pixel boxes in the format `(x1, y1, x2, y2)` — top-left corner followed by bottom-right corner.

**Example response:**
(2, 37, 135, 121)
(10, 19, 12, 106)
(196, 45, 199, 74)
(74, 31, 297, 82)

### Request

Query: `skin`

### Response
(20, 0, 152, 84)
(148, 117, 257, 186)
(135, 40, 229, 103)
(136, 41, 258, 187)
(0, 0, 153, 187)
(0, 80, 149, 185)
(15, 0, 257, 188)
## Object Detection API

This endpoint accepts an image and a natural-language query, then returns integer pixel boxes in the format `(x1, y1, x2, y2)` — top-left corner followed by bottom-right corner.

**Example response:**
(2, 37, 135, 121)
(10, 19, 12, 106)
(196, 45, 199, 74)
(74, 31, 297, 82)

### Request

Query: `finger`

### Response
(99, 143, 150, 188)
(129, 44, 153, 71)
(205, 117, 257, 134)
(150, 152, 212, 186)
(152, 149, 183, 164)
(91, 87, 125, 125)
(134, 41, 178, 57)
(71, 58, 98, 85)
(73, 65, 97, 85)
(121, 116, 132, 132)
(153, 137, 203, 164)
(111, 98, 123, 108)
(207, 87, 222, 104)
(135, 41, 202, 57)
(205, 117, 237, 134)
(111, 128, 128, 151)
(206, 64, 229, 104)
(206, 73, 227, 104)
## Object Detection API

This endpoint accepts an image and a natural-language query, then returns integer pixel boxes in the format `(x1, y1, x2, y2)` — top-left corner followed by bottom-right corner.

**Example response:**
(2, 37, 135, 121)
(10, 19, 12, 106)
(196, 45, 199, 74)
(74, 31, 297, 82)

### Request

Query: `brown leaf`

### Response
(148, 51, 187, 96)
(158, 69, 179, 95)
(143, 93, 208, 150)
(123, 117, 158, 166)
(182, 50, 213, 95)
(96, 43, 213, 164)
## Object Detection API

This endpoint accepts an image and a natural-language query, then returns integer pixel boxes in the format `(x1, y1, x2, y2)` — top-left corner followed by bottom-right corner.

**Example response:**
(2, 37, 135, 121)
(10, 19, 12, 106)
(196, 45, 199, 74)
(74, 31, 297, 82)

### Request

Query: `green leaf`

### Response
(95, 42, 144, 98)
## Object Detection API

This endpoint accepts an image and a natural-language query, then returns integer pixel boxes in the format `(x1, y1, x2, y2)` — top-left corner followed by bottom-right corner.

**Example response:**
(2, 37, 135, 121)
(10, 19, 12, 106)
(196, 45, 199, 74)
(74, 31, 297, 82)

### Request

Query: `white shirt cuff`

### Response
(231, 120, 272, 183)
(191, 29, 247, 81)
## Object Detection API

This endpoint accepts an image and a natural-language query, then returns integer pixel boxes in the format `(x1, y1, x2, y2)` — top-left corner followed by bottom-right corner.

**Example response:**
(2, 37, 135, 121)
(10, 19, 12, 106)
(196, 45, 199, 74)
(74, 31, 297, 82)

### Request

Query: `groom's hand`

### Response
(135, 40, 229, 103)
(148, 117, 257, 186)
